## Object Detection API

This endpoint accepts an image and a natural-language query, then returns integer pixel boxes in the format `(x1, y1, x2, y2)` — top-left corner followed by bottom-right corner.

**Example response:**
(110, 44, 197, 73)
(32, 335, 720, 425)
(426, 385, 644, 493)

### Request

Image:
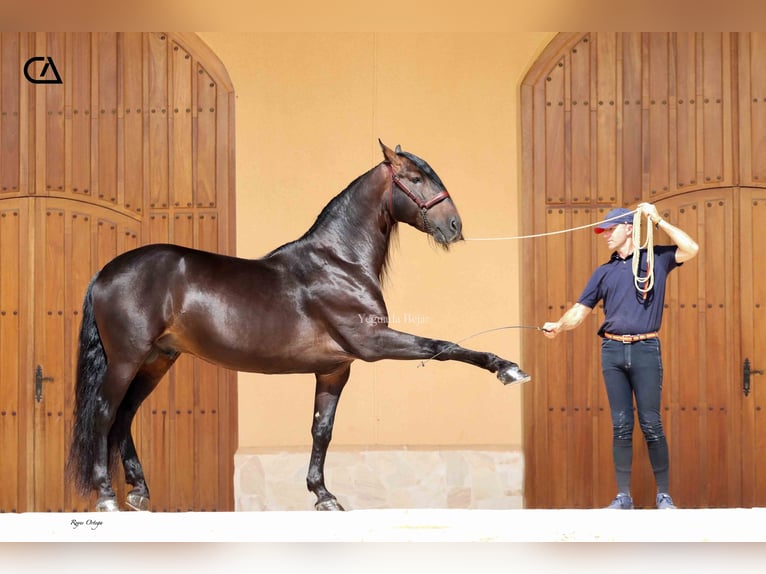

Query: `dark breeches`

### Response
(601, 338, 670, 494)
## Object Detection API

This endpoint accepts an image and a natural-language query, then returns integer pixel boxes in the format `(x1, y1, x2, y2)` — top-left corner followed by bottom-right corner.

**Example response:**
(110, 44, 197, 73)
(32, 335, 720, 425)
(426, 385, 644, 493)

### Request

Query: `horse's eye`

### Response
(410, 176, 422, 184)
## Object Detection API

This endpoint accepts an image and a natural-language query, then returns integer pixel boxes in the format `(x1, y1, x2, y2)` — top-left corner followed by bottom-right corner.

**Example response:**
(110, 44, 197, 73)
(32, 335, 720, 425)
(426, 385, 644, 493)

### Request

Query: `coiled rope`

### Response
(631, 209, 655, 298)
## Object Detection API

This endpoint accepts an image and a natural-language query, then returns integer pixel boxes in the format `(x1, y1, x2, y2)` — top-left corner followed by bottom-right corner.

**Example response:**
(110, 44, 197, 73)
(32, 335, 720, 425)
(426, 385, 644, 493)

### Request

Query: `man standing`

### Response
(542, 203, 699, 509)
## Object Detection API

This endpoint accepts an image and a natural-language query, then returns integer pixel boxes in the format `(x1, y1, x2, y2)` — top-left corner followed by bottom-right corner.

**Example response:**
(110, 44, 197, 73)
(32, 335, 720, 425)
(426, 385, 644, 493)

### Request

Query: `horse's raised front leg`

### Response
(350, 327, 531, 385)
(307, 364, 351, 511)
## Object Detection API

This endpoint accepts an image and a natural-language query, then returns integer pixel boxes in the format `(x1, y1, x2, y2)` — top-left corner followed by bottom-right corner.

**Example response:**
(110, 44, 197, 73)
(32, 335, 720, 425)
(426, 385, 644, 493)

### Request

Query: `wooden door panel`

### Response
(740, 189, 766, 506)
(738, 32, 766, 185)
(122, 32, 144, 215)
(171, 42, 194, 209)
(196, 67, 218, 208)
(148, 33, 170, 210)
(700, 33, 730, 188)
(569, 35, 591, 205)
(34, 204, 69, 512)
(569, 208, 604, 507)
(70, 33, 92, 200)
(542, 208, 569, 507)
(653, 191, 740, 508)
(543, 57, 565, 205)
(621, 33, 642, 205)
(1, 33, 27, 198)
(646, 33, 670, 199)
(0, 200, 30, 512)
(674, 33, 698, 191)
(660, 199, 705, 506)
(42, 33, 65, 194)
(96, 33, 119, 206)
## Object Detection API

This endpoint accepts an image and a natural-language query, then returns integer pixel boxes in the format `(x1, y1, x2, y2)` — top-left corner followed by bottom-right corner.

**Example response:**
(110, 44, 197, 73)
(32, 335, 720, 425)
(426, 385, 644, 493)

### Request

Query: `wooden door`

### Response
(32, 198, 141, 511)
(0, 32, 237, 512)
(740, 188, 766, 506)
(521, 33, 766, 508)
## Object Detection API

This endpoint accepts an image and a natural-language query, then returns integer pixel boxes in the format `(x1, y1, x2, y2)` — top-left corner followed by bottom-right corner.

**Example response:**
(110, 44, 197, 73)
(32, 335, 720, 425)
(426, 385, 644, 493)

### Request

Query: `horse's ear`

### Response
(379, 139, 402, 170)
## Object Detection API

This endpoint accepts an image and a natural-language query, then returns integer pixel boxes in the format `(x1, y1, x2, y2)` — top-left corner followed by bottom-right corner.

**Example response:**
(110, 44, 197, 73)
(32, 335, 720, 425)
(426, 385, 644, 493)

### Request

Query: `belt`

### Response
(603, 332, 659, 343)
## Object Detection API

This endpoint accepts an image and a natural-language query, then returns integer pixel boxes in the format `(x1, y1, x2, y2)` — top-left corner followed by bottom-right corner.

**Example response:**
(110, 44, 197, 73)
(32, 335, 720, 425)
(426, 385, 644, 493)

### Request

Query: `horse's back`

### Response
(97, 243, 229, 278)
(90, 244, 247, 348)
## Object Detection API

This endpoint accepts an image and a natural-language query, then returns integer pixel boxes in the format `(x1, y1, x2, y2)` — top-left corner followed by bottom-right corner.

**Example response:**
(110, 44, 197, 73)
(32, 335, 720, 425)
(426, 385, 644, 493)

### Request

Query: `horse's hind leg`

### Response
(110, 351, 178, 511)
(307, 364, 351, 511)
(92, 362, 142, 511)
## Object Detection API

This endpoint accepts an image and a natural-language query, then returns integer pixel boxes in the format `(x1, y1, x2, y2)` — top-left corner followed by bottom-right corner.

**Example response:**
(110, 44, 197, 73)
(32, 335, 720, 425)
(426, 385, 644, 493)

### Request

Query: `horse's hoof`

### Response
(315, 498, 345, 511)
(95, 497, 120, 512)
(126, 492, 151, 511)
(498, 364, 532, 386)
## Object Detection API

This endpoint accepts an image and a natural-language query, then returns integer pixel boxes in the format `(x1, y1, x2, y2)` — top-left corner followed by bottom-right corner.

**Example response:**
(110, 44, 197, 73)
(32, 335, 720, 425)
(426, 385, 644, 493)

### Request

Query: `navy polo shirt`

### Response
(577, 245, 681, 336)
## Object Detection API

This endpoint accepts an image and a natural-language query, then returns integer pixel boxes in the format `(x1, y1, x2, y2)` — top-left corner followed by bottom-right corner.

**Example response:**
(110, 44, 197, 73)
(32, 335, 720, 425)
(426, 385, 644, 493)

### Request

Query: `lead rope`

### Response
(631, 210, 654, 299)
(463, 209, 640, 241)
(464, 207, 653, 296)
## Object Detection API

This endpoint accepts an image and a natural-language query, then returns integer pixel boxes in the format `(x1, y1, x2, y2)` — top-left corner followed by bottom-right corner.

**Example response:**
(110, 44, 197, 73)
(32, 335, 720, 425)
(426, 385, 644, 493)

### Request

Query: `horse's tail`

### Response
(66, 273, 108, 496)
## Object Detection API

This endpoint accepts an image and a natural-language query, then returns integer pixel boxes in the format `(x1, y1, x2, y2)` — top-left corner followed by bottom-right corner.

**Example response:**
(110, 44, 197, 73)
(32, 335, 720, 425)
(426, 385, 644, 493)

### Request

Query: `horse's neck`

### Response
(313, 164, 393, 276)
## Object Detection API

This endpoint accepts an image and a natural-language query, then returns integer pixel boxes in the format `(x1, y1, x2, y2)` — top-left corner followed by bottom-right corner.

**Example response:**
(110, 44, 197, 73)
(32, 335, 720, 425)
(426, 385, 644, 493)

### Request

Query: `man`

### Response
(542, 203, 699, 509)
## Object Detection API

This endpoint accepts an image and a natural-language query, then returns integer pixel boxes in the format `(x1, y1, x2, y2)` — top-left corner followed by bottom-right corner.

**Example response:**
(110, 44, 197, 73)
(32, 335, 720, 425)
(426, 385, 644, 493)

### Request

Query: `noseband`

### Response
(385, 162, 451, 223)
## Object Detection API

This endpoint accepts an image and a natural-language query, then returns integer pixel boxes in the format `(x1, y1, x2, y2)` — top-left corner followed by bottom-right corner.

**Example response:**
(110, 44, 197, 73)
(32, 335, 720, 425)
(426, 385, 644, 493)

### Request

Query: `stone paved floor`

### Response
(234, 447, 524, 511)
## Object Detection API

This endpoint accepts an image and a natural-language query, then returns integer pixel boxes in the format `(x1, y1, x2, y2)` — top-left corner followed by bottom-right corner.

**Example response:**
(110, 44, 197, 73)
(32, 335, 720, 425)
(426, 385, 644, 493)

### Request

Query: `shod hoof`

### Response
(126, 492, 151, 511)
(95, 497, 120, 512)
(315, 498, 345, 511)
(498, 364, 532, 386)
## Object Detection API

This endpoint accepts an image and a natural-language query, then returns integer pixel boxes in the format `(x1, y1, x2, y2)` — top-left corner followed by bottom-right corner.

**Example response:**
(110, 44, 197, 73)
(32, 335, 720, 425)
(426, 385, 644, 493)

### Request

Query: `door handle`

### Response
(35, 365, 54, 403)
(743, 358, 763, 397)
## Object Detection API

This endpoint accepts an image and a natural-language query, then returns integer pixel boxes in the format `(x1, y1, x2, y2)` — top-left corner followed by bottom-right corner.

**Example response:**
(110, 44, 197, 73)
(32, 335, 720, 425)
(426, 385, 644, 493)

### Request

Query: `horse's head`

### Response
(379, 140, 463, 247)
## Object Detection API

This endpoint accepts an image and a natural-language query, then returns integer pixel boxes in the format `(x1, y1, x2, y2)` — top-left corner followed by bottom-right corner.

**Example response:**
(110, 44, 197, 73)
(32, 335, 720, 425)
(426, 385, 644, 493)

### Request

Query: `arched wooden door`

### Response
(0, 32, 237, 512)
(521, 32, 766, 508)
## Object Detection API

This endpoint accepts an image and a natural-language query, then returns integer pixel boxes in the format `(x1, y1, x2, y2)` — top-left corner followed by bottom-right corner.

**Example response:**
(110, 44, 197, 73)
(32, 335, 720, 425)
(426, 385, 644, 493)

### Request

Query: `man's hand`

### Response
(541, 322, 561, 339)
(541, 304, 593, 340)
(637, 202, 662, 226)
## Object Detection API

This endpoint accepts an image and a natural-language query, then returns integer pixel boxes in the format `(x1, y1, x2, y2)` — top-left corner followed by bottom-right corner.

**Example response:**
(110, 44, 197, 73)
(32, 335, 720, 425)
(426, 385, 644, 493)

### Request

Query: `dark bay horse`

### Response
(67, 141, 531, 512)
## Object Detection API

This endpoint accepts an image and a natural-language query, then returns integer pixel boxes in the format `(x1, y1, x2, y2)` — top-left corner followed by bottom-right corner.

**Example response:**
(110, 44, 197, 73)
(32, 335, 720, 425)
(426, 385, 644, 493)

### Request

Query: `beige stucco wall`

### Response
(198, 32, 554, 450)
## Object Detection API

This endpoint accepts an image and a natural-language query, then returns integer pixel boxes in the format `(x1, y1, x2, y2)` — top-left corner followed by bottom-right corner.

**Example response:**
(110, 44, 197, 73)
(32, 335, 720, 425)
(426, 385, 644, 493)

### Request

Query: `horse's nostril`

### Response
(450, 217, 461, 232)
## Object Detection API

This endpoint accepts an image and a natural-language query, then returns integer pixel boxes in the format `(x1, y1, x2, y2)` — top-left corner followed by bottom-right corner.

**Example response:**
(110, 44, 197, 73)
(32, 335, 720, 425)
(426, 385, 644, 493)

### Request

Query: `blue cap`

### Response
(594, 208, 634, 234)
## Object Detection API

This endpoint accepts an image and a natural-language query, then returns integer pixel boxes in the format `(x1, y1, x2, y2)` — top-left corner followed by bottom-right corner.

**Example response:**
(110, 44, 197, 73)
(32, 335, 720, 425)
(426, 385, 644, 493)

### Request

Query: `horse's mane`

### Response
(265, 171, 367, 256)
(265, 149, 443, 282)
(302, 172, 368, 238)
(265, 167, 399, 281)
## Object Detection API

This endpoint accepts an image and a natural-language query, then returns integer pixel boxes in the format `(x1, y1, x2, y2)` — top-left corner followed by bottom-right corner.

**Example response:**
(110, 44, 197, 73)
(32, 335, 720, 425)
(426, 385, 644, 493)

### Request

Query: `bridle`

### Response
(385, 162, 451, 223)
